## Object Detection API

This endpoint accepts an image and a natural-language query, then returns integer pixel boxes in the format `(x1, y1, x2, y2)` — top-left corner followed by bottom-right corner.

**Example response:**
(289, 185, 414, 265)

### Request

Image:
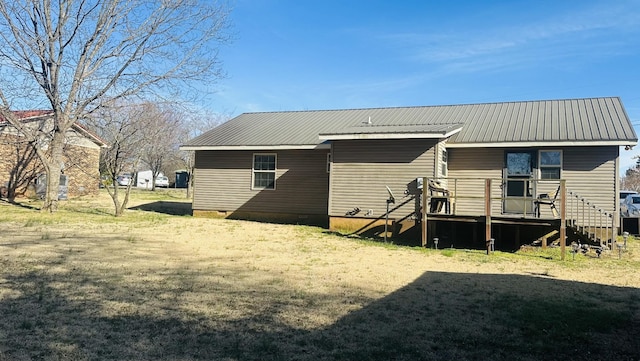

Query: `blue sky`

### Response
(205, 0, 640, 171)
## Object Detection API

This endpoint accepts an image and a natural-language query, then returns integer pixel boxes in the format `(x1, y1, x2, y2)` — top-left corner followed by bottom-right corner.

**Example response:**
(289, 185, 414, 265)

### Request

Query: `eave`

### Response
(318, 125, 463, 141)
(180, 143, 331, 151)
(446, 140, 638, 148)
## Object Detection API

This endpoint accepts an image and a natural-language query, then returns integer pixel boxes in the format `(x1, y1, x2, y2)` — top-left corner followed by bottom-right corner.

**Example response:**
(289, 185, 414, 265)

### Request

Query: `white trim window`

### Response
(539, 150, 562, 180)
(252, 153, 277, 190)
(440, 148, 448, 177)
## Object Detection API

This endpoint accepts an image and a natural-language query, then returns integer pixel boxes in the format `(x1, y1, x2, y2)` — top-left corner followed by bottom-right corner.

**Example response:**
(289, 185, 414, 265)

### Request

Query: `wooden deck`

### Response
(422, 178, 569, 258)
(422, 212, 561, 251)
(416, 177, 619, 260)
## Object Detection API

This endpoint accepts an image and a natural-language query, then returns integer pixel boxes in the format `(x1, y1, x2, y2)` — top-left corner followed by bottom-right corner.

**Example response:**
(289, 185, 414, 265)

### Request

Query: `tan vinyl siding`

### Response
(562, 146, 617, 214)
(447, 148, 504, 215)
(446, 146, 618, 217)
(193, 149, 329, 215)
(329, 139, 437, 219)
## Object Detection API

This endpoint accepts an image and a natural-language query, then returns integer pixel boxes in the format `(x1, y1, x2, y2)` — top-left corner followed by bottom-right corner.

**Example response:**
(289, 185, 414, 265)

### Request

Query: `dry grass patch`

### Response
(1, 190, 640, 360)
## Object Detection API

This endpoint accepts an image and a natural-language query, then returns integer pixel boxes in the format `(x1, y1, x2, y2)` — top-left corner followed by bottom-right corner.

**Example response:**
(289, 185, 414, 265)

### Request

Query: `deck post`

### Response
(485, 179, 492, 254)
(422, 177, 428, 247)
(611, 210, 618, 250)
(560, 180, 566, 260)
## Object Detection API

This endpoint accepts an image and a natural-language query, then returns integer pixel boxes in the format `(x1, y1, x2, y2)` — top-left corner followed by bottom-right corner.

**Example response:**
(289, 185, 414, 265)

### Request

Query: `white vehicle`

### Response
(155, 175, 169, 188)
(116, 174, 132, 186)
(621, 194, 640, 217)
(620, 190, 638, 206)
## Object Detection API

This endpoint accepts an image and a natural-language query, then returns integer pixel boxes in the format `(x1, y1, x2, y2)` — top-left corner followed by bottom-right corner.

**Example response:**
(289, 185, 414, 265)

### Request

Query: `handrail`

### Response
(423, 177, 615, 245)
(566, 190, 613, 247)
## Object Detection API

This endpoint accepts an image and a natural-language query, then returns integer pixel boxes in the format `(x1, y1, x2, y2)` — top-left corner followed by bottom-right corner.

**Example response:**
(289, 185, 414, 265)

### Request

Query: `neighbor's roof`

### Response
(182, 97, 638, 150)
(0, 110, 107, 147)
(0, 110, 54, 122)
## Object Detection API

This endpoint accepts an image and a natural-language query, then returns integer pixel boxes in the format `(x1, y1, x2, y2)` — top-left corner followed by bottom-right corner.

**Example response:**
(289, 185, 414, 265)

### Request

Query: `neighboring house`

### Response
(181, 97, 638, 246)
(0, 110, 106, 199)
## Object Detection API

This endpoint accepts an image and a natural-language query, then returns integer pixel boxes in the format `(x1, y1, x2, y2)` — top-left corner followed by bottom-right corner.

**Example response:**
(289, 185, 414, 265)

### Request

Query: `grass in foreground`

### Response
(0, 191, 639, 360)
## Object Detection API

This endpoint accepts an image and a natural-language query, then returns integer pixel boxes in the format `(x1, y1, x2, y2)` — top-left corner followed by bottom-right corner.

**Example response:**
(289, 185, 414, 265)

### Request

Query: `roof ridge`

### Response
(240, 97, 620, 115)
(349, 122, 465, 127)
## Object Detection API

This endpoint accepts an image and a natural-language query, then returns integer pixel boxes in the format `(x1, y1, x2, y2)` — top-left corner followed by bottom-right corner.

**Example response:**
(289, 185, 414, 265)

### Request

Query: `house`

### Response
(181, 97, 637, 247)
(0, 110, 107, 199)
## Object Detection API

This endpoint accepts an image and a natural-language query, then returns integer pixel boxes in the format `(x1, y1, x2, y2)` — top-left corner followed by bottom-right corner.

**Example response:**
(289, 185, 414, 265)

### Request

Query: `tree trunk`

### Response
(187, 169, 193, 199)
(105, 179, 132, 217)
(119, 183, 132, 215)
(42, 130, 66, 212)
(110, 185, 123, 217)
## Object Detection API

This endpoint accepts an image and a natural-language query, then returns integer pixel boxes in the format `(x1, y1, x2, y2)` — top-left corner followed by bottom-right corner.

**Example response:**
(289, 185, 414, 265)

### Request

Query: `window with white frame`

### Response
(539, 150, 561, 179)
(252, 153, 276, 189)
(440, 148, 448, 176)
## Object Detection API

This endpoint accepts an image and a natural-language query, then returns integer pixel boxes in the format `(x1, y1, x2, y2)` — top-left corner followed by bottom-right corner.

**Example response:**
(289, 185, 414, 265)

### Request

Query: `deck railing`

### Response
(423, 177, 616, 247)
(566, 190, 615, 247)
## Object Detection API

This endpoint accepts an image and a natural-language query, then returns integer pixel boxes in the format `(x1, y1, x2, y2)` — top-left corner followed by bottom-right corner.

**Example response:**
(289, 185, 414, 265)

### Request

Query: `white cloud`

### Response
(383, 1, 640, 74)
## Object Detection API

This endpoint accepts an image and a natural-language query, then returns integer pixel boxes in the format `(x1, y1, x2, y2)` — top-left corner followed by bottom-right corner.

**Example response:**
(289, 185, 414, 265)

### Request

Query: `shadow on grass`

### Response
(325, 229, 421, 249)
(2, 255, 639, 360)
(62, 205, 115, 216)
(129, 201, 193, 216)
(0, 198, 40, 211)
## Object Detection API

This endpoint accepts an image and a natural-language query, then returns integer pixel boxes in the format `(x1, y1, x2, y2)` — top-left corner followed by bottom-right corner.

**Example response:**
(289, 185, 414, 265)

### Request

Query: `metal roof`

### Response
(182, 97, 637, 150)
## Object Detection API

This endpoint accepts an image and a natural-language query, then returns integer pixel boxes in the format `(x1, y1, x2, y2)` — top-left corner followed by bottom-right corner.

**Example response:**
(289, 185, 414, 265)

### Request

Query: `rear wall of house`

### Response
(563, 146, 618, 214)
(329, 139, 438, 234)
(193, 149, 330, 222)
(447, 146, 618, 217)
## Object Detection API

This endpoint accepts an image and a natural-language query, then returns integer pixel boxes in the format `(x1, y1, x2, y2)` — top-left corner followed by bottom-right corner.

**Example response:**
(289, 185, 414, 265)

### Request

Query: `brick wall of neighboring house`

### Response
(0, 133, 100, 199)
(62, 143, 101, 197)
(0, 133, 42, 198)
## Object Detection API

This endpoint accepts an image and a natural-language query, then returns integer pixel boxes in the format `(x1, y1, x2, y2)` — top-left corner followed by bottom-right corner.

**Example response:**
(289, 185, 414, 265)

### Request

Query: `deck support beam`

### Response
(485, 179, 492, 254)
(560, 180, 566, 260)
(422, 177, 428, 247)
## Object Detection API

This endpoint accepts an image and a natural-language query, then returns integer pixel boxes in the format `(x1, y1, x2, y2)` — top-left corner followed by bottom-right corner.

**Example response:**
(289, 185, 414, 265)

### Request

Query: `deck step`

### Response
(537, 230, 559, 248)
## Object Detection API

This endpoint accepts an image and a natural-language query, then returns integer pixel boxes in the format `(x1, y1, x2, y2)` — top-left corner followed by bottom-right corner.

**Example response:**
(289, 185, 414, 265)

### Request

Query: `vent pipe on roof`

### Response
(364, 116, 372, 125)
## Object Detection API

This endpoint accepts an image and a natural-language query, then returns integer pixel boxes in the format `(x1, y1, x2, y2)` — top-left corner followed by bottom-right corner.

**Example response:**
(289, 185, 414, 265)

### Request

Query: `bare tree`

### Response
(621, 156, 640, 192)
(90, 102, 155, 216)
(0, 0, 231, 211)
(138, 104, 184, 191)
